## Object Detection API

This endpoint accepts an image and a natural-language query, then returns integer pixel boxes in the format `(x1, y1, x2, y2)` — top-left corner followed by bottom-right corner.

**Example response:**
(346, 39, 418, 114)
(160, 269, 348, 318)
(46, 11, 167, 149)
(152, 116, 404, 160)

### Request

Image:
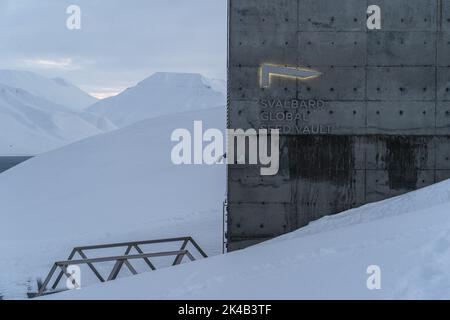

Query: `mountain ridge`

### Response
(88, 72, 226, 128)
(0, 83, 113, 154)
(0, 69, 97, 110)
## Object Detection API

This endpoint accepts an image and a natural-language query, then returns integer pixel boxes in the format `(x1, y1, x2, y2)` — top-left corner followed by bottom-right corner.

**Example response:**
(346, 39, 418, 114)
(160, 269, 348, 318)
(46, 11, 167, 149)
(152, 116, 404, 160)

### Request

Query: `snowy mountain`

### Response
(0, 83, 114, 154)
(0, 107, 225, 299)
(0, 70, 97, 110)
(87, 72, 226, 128)
(207, 78, 227, 96)
(0, 70, 225, 155)
(47, 178, 450, 300)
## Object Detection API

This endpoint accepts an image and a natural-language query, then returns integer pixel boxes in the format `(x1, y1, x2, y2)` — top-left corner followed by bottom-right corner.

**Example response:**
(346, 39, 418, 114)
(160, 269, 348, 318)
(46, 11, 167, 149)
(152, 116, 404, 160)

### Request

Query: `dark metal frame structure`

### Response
(34, 237, 207, 297)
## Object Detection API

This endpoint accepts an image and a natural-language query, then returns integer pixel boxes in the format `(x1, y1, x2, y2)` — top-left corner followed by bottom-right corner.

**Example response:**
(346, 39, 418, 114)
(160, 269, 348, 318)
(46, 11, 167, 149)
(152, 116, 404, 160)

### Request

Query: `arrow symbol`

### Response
(260, 63, 322, 88)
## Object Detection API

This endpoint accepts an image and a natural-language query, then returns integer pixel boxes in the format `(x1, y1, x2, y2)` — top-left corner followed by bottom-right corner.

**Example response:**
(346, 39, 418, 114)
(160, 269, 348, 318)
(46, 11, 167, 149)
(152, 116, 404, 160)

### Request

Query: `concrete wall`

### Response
(227, 0, 450, 250)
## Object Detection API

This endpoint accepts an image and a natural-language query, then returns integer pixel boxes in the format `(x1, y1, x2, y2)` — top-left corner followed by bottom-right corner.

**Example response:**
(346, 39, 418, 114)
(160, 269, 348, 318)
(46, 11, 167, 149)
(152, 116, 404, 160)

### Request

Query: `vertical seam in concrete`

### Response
(226, 0, 232, 248)
(435, 0, 441, 183)
(364, 0, 369, 204)
(294, 0, 300, 229)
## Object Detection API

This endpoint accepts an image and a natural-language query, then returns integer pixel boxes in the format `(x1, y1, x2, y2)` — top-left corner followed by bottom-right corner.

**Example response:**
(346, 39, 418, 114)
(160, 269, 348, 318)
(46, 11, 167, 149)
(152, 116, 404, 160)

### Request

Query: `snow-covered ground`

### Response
(0, 106, 226, 299)
(44, 179, 450, 300)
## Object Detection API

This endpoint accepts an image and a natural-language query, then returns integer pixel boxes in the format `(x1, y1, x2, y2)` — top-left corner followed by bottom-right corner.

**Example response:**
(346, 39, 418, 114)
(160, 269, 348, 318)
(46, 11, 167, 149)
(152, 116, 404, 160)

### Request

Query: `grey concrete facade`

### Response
(227, 0, 450, 250)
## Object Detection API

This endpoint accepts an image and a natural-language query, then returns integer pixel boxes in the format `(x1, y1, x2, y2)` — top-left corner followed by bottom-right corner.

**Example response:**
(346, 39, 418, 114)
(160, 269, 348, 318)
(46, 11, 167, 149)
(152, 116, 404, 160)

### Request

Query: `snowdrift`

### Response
(47, 179, 450, 300)
(0, 107, 226, 299)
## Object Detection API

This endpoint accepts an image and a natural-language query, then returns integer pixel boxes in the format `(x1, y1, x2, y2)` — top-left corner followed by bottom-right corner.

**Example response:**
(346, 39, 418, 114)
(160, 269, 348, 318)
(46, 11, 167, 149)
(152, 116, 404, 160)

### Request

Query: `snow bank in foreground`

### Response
(0, 107, 226, 299)
(47, 179, 450, 300)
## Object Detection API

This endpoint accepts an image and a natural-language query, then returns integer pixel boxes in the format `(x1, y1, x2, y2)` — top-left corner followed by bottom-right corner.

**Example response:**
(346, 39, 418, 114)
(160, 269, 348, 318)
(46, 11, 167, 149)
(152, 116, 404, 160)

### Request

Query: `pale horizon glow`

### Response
(21, 58, 78, 69)
(88, 89, 125, 100)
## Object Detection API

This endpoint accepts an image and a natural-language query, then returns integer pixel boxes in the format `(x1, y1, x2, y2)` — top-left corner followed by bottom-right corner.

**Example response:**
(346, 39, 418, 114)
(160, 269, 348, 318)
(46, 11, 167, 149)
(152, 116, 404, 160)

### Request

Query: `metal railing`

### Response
(33, 236, 207, 297)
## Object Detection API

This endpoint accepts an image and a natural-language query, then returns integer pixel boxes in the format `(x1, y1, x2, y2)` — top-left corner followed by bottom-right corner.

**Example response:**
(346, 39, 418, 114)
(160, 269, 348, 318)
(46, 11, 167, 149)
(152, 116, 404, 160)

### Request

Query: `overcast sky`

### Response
(0, 0, 227, 98)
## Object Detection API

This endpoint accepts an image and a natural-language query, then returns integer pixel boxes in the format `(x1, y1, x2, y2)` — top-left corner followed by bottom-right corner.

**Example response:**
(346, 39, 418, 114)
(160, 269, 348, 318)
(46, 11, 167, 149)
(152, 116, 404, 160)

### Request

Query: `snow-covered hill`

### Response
(0, 70, 225, 155)
(0, 70, 97, 110)
(46, 179, 450, 300)
(0, 84, 114, 154)
(88, 72, 226, 128)
(0, 107, 226, 299)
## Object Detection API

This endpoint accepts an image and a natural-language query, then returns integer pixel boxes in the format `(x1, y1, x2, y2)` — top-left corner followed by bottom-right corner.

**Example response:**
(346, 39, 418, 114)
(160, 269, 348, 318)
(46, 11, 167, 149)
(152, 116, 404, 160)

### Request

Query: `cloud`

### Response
(0, 0, 227, 93)
(21, 58, 79, 70)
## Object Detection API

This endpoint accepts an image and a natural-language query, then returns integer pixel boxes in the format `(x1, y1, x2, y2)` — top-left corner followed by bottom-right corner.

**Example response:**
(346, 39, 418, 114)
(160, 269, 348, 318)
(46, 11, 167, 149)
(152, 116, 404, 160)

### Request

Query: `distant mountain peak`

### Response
(138, 72, 209, 88)
(88, 72, 226, 128)
(135, 72, 226, 97)
(149, 71, 203, 79)
(0, 69, 97, 110)
(52, 77, 72, 87)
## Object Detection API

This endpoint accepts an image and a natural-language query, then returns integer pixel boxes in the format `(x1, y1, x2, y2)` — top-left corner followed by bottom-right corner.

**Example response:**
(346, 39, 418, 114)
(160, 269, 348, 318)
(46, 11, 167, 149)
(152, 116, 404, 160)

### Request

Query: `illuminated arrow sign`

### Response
(260, 63, 322, 88)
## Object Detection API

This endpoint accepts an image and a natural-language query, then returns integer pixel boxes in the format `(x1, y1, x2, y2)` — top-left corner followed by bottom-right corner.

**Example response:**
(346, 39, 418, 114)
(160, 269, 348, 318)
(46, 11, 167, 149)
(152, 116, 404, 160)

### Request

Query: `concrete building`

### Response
(227, 0, 450, 250)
